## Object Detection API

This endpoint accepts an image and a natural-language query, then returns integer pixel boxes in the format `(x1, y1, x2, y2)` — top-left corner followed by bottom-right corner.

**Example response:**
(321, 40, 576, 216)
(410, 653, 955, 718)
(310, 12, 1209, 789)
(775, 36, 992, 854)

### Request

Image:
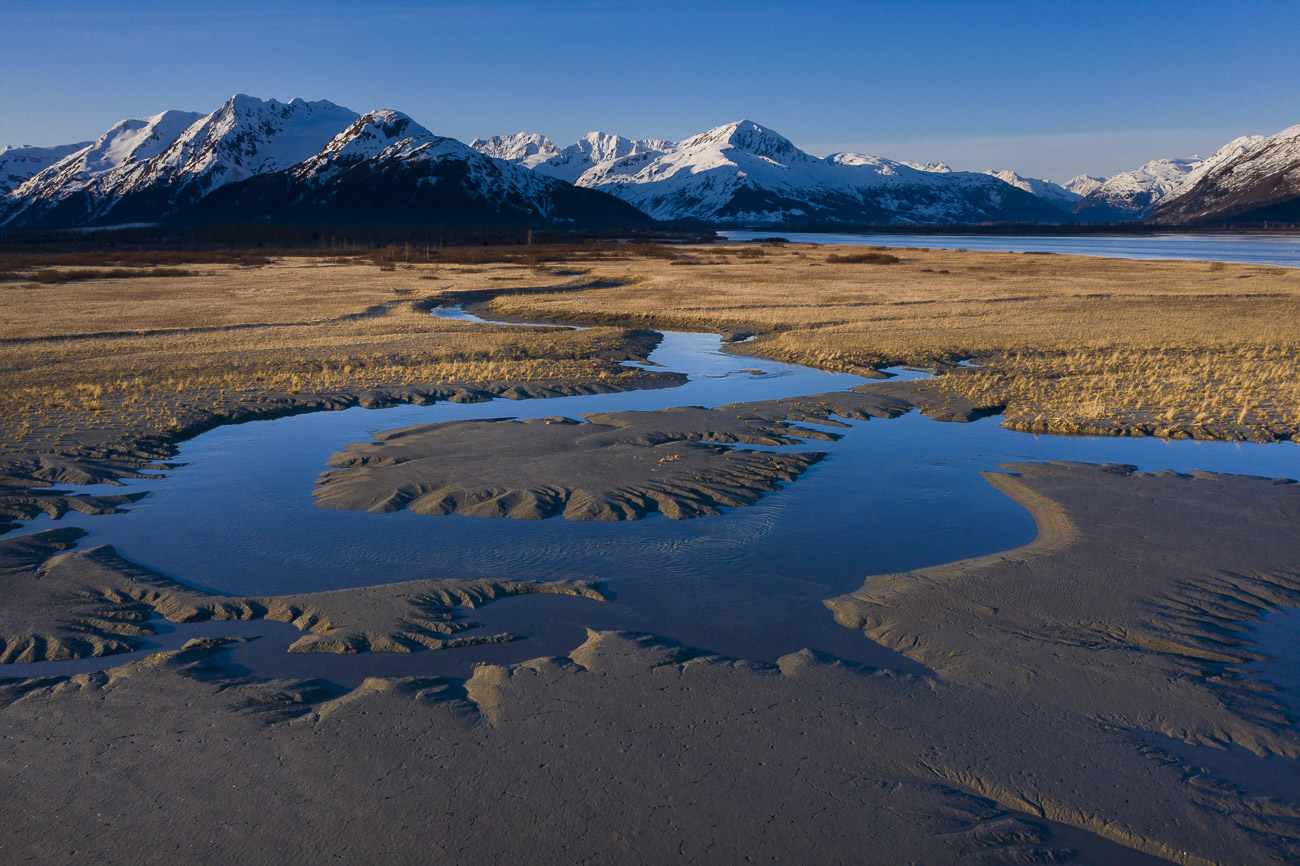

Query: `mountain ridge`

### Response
(5, 97, 1300, 228)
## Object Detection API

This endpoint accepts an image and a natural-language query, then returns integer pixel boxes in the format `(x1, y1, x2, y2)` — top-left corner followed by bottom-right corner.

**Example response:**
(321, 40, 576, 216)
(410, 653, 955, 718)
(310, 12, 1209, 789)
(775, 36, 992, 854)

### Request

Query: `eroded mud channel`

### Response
(3, 319, 1299, 864)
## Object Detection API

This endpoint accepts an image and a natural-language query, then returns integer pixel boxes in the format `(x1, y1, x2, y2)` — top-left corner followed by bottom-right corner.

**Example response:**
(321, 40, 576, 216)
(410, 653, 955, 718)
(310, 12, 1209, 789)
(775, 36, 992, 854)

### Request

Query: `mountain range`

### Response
(3, 94, 1298, 229)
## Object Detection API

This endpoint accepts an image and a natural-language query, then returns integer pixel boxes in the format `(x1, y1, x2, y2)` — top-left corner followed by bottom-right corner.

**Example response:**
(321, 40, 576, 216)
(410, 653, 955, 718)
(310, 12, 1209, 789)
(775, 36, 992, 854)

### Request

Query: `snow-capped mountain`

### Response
(1, 109, 203, 225)
(2, 95, 358, 227)
(469, 133, 561, 169)
(1062, 174, 1107, 198)
(563, 120, 1067, 224)
(1069, 158, 1200, 221)
(1069, 136, 1264, 222)
(1148, 131, 1292, 224)
(983, 170, 1081, 211)
(0, 142, 92, 196)
(474, 131, 675, 184)
(902, 161, 951, 173)
(182, 110, 650, 227)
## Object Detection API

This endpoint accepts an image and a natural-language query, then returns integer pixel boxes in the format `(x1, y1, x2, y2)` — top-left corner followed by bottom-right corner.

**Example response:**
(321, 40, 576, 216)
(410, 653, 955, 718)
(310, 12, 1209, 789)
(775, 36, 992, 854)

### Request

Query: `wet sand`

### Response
(1, 461, 1297, 863)
(312, 386, 990, 521)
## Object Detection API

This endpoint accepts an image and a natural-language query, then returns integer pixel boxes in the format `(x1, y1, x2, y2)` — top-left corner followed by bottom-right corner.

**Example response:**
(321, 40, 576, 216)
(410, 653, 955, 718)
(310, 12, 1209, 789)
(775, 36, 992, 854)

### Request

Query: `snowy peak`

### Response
(562, 120, 1069, 224)
(1160, 135, 1266, 203)
(185, 111, 651, 227)
(1063, 174, 1106, 197)
(144, 94, 360, 189)
(902, 160, 952, 173)
(571, 131, 675, 166)
(470, 132, 561, 168)
(76, 110, 204, 177)
(984, 170, 1081, 210)
(1072, 156, 1213, 221)
(1070, 134, 1267, 222)
(293, 110, 438, 181)
(1, 95, 360, 227)
(0, 141, 92, 196)
(1150, 125, 1300, 225)
(472, 130, 676, 183)
(679, 119, 806, 164)
(827, 153, 908, 172)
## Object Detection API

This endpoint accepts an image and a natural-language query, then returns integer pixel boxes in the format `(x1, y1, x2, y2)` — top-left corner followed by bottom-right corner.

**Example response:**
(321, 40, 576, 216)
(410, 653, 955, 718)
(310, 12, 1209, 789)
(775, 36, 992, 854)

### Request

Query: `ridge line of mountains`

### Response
(3, 94, 1298, 230)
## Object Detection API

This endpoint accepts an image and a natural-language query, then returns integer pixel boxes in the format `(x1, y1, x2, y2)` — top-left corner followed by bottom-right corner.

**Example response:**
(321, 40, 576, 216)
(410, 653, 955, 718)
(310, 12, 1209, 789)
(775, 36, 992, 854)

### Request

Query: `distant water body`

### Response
(720, 230, 1300, 268)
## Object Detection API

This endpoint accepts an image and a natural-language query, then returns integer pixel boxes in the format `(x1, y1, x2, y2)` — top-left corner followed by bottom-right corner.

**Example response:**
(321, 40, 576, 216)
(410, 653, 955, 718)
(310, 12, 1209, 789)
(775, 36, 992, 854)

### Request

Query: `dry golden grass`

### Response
(0, 258, 659, 455)
(484, 244, 1300, 440)
(4, 244, 1298, 457)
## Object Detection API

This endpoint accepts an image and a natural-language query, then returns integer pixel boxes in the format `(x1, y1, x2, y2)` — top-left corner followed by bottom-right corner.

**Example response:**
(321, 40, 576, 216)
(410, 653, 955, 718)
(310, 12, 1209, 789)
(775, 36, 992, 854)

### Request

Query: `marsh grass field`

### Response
(2, 239, 1297, 476)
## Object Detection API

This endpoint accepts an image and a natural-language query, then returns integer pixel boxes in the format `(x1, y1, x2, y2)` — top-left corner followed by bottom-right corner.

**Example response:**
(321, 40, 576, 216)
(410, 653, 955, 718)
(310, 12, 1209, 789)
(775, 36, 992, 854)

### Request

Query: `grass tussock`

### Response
(0, 267, 198, 284)
(825, 252, 900, 265)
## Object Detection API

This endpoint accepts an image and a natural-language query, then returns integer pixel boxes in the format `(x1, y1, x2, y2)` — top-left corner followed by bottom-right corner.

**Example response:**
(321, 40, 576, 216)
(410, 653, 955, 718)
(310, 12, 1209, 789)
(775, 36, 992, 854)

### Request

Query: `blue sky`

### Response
(2, 0, 1297, 181)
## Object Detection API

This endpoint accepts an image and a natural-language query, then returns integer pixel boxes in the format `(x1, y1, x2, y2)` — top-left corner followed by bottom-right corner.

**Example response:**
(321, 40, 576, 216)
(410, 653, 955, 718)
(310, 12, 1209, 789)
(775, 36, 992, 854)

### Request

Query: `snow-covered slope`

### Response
(1148, 132, 1293, 224)
(469, 133, 561, 169)
(566, 120, 1066, 224)
(1069, 158, 1200, 221)
(1063, 174, 1107, 197)
(1070, 136, 1264, 222)
(0, 142, 92, 196)
(2, 95, 358, 227)
(984, 170, 1081, 211)
(184, 110, 650, 227)
(474, 131, 675, 184)
(2, 109, 203, 225)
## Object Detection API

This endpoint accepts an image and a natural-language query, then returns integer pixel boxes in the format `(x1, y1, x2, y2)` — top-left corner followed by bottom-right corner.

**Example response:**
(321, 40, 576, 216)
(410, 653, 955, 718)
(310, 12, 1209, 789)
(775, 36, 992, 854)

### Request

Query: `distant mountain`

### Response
(2, 95, 358, 227)
(1069, 136, 1264, 222)
(474, 132, 675, 184)
(1149, 125, 1300, 225)
(1062, 174, 1107, 198)
(469, 133, 561, 169)
(1, 109, 203, 226)
(984, 170, 1081, 211)
(8, 97, 1288, 229)
(901, 161, 952, 173)
(182, 110, 650, 227)
(0, 142, 92, 196)
(556, 120, 1068, 224)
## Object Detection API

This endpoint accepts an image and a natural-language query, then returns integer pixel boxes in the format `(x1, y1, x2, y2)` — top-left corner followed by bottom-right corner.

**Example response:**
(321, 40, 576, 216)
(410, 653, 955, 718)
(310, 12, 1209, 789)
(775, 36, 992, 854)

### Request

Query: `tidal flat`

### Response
(0, 241, 1297, 863)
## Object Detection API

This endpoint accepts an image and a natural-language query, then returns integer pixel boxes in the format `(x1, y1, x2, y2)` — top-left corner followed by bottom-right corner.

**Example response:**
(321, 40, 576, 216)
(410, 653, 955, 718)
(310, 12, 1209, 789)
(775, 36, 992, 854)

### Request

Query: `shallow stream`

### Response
(7, 319, 1296, 687)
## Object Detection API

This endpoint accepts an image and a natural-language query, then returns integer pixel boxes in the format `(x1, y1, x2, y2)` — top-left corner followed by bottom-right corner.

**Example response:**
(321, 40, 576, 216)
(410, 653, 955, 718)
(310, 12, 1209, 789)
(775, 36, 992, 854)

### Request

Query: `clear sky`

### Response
(2, 0, 1297, 182)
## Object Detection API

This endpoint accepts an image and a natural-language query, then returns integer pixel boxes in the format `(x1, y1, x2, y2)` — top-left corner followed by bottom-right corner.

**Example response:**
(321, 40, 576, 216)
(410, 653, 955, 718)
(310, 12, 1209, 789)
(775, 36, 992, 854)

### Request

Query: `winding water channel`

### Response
(9, 303, 1298, 688)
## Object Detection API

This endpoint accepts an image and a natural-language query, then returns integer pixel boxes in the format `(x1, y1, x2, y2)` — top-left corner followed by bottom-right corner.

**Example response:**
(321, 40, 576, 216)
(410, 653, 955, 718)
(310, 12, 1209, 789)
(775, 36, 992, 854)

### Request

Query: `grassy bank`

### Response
(481, 243, 1300, 442)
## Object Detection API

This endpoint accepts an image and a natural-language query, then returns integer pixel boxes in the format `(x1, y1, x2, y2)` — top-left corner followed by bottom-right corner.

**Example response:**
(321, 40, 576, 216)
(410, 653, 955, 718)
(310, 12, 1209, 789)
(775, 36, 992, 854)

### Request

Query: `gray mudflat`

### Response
(311, 388, 977, 521)
(0, 530, 601, 663)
